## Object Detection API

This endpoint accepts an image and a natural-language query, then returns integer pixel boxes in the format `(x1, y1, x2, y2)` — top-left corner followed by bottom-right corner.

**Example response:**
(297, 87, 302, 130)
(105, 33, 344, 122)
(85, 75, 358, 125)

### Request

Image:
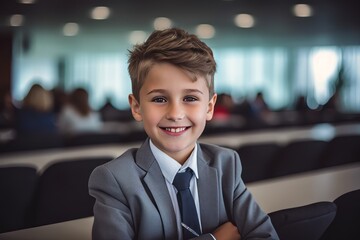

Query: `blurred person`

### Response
(0, 91, 16, 129)
(58, 88, 102, 134)
(249, 91, 274, 125)
(99, 96, 125, 122)
(251, 92, 269, 115)
(51, 87, 68, 115)
(210, 93, 246, 128)
(213, 93, 234, 121)
(15, 84, 57, 135)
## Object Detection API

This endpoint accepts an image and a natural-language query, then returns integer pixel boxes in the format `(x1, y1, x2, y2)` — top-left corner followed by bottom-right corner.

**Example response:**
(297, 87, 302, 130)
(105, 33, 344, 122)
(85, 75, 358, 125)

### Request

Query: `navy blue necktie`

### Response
(173, 168, 201, 239)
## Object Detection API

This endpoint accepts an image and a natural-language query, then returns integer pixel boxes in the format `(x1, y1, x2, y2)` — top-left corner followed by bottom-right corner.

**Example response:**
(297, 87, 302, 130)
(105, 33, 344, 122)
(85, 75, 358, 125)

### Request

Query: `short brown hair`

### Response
(128, 28, 216, 101)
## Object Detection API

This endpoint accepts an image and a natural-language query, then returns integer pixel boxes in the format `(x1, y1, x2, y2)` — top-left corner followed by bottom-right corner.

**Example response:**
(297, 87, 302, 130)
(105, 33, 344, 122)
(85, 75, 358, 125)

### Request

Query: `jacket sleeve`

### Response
(88, 165, 135, 240)
(232, 151, 280, 240)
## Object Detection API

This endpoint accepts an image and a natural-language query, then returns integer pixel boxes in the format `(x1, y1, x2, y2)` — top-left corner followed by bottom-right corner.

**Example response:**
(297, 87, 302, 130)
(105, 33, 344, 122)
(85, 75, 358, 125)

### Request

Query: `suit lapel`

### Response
(197, 145, 220, 233)
(136, 139, 178, 239)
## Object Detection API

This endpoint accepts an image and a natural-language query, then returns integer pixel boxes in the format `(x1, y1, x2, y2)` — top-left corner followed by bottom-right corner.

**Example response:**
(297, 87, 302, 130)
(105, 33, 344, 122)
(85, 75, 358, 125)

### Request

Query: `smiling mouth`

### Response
(161, 127, 188, 133)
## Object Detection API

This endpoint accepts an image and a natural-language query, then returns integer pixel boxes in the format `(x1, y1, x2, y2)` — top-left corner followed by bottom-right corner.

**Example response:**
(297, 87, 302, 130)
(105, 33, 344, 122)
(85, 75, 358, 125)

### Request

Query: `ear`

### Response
(206, 93, 217, 121)
(128, 94, 143, 122)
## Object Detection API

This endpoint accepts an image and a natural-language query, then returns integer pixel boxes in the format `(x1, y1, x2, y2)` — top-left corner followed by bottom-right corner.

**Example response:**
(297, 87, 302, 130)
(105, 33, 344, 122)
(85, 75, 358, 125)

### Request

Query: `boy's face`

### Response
(129, 63, 217, 164)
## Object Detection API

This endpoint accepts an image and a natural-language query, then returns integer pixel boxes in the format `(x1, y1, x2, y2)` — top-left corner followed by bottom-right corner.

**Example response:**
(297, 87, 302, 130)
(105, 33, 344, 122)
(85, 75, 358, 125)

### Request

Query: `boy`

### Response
(89, 28, 279, 240)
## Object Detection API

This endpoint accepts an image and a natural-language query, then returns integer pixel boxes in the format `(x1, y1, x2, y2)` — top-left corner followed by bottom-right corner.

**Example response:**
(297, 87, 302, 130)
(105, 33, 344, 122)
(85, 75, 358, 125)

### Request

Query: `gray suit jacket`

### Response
(88, 138, 279, 240)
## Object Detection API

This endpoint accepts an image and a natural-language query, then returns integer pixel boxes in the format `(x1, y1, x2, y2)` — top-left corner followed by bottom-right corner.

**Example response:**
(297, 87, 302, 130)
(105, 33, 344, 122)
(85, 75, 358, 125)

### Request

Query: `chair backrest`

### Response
(64, 133, 123, 147)
(33, 156, 113, 226)
(269, 201, 337, 240)
(320, 189, 360, 240)
(237, 142, 280, 183)
(320, 135, 360, 168)
(1, 133, 64, 153)
(270, 140, 327, 178)
(0, 166, 38, 233)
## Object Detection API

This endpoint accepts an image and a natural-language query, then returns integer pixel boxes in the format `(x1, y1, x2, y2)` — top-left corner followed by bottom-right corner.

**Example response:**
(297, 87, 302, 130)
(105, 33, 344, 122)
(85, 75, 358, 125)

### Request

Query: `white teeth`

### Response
(165, 127, 186, 133)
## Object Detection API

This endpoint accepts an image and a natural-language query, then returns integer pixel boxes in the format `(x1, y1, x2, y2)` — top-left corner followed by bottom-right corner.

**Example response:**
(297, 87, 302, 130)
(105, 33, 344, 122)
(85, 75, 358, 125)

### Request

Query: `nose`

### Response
(166, 102, 185, 121)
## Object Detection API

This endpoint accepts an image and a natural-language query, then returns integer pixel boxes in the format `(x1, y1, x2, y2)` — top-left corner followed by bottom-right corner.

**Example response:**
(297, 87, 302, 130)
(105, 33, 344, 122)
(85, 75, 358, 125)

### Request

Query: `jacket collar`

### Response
(136, 138, 178, 239)
(197, 144, 220, 232)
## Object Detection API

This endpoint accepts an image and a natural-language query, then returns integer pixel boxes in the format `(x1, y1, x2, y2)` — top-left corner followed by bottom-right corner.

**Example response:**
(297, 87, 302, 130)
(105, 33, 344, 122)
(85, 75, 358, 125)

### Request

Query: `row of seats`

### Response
(1, 135, 359, 233)
(0, 131, 147, 154)
(232, 135, 360, 183)
(1, 155, 358, 239)
(0, 156, 113, 233)
(269, 189, 360, 240)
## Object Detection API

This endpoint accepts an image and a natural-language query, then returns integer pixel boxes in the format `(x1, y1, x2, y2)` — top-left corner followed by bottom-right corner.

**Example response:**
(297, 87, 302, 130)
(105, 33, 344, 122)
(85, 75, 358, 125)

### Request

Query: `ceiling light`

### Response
(195, 24, 216, 39)
(129, 31, 147, 45)
(293, 4, 313, 17)
(9, 14, 24, 27)
(91, 6, 111, 20)
(234, 14, 255, 28)
(18, 0, 36, 4)
(153, 17, 172, 30)
(63, 23, 79, 36)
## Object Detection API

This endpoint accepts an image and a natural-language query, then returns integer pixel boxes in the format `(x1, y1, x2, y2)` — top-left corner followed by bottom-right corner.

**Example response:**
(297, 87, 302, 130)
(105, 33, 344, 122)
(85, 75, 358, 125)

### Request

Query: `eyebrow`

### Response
(146, 89, 204, 95)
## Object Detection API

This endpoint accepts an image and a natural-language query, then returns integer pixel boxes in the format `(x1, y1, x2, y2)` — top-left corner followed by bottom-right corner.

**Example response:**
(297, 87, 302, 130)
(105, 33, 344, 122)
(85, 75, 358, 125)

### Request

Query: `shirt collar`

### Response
(149, 139, 199, 184)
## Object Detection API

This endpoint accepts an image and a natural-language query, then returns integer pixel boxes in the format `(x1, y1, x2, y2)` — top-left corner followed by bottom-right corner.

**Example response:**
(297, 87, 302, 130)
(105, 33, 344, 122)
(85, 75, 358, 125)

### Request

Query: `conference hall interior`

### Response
(0, 0, 359, 239)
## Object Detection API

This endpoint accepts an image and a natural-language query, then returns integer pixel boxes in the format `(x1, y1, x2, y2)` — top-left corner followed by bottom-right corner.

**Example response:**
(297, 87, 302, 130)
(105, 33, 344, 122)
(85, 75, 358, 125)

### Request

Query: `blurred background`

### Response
(0, 0, 360, 141)
(1, 1, 360, 237)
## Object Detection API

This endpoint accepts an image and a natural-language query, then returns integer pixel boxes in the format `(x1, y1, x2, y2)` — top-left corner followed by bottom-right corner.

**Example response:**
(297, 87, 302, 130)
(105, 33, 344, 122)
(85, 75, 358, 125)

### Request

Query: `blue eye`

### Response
(152, 97, 167, 103)
(184, 96, 198, 102)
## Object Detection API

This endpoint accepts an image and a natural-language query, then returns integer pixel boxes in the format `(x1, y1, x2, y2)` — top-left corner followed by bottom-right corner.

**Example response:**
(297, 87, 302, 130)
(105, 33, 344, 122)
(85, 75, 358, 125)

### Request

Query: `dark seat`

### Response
(0, 133, 64, 153)
(0, 166, 38, 233)
(33, 156, 113, 226)
(320, 189, 360, 240)
(269, 201, 337, 240)
(123, 129, 148, 143)
(64, 133, 124, 147)
(237, 142, 280, 183)
(270, 140, 327, 178)
(320, 135, 360, 168)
